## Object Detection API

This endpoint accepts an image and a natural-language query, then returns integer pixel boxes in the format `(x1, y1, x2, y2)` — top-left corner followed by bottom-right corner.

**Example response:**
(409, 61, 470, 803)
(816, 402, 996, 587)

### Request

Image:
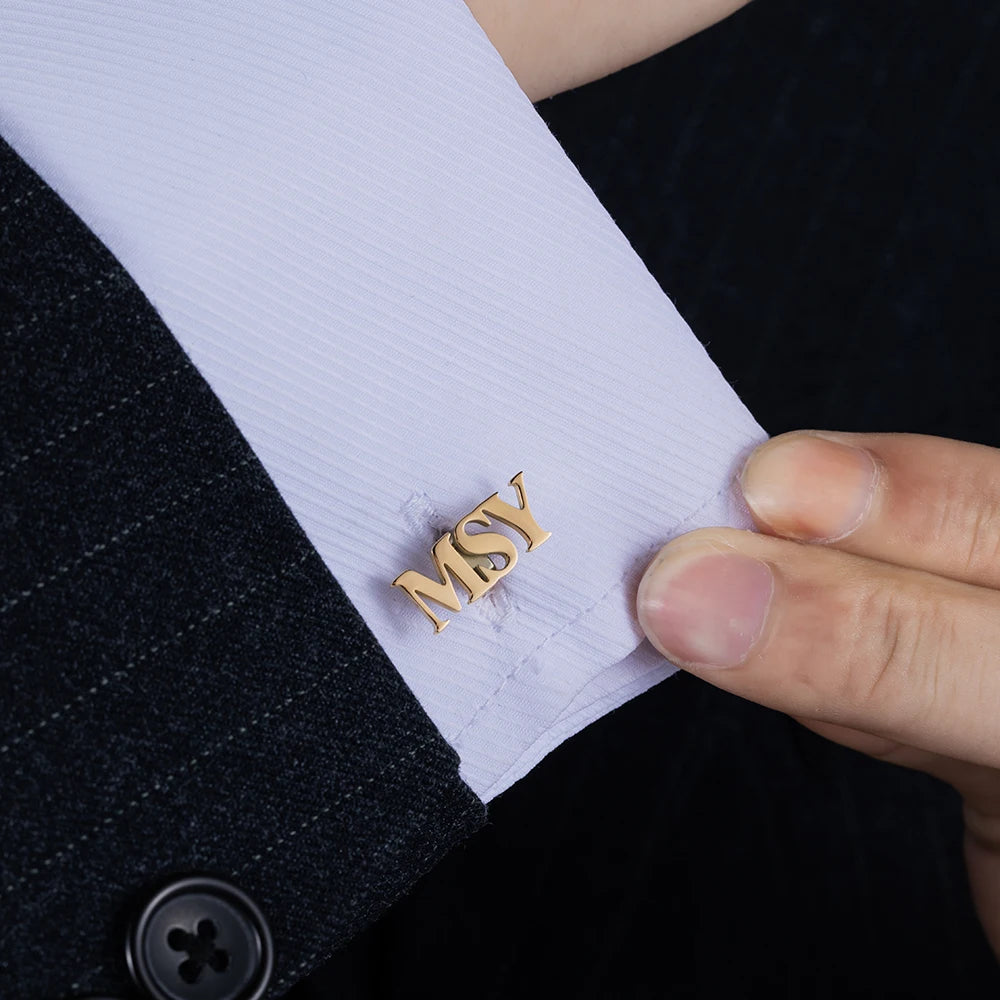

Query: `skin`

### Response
(464, 2, 1000, 960)
(636, 430, 1000, 959)
(463, 0, 753, 102)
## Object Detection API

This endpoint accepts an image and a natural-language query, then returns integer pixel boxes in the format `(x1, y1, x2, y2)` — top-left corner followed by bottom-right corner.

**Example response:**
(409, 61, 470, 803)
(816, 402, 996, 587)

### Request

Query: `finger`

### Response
(965, 809, 1000, 960)
(736, 430, 1000, 590)
(795, 716, 921, 763)
(812, 709, 1000, 961)
(796, 716, 1000, 815)
(635, 527, 1000, 769)
(465, 0, 752, 102)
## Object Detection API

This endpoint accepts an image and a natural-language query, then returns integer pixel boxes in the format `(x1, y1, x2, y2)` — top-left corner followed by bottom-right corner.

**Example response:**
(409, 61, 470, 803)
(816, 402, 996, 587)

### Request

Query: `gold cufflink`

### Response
(391, 472, 551, 633)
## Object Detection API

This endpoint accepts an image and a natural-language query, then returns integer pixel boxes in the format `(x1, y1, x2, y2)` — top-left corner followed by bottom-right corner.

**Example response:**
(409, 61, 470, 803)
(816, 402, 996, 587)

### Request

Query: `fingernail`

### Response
(637, 542, 774, 669)
(738, 433, 879, 542)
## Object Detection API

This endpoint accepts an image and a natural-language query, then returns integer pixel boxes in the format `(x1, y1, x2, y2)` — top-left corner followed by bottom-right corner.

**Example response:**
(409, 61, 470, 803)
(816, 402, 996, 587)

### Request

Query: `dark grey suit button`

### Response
(125, 875, 274, 1000)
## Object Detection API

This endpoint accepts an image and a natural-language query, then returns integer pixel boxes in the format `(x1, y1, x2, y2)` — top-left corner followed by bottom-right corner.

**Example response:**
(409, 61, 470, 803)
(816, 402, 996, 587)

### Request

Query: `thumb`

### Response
(634, 523, 1000, 769)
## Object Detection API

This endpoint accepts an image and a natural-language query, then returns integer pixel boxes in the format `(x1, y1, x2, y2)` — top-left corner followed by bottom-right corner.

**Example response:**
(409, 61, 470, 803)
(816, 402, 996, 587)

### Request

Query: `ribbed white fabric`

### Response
(0, 0, 768, 800)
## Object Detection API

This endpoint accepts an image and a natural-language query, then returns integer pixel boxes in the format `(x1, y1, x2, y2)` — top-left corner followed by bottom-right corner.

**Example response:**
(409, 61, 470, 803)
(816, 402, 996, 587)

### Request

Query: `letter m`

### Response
(391, 532, 491, 633)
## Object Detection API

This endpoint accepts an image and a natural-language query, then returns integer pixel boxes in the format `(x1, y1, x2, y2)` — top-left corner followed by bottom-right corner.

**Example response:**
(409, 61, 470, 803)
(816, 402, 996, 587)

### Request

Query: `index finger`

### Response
(739, 430, 1000, 590)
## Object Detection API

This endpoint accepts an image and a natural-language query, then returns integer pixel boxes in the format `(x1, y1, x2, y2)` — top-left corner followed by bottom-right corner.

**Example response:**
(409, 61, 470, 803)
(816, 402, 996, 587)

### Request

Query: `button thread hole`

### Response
(166, 918, 230, 983)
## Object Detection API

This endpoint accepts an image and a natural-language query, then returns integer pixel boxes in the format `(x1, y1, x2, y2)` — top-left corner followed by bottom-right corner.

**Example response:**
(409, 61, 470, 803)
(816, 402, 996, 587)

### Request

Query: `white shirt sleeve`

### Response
(0, 0, 768, 801)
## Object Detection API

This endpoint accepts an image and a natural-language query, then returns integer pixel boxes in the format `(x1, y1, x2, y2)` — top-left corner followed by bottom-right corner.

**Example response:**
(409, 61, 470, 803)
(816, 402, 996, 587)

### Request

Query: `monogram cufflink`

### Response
(391, 472, 551, 633)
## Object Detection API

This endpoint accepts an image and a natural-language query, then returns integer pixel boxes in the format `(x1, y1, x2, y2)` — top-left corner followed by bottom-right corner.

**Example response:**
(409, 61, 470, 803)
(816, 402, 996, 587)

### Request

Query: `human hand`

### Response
(464, 0, 752, 102)
(636, 430, 1000, 958)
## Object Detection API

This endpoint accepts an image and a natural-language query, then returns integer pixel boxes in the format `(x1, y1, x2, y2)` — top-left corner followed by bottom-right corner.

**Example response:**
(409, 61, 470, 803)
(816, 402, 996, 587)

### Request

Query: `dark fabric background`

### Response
(292, 0, 1000, 997)
(0, 137, 485, 1000)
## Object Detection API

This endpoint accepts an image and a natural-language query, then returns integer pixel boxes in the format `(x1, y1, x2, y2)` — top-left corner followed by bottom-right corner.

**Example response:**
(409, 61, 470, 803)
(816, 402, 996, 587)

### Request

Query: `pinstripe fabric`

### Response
(0, 136, 485, 1000)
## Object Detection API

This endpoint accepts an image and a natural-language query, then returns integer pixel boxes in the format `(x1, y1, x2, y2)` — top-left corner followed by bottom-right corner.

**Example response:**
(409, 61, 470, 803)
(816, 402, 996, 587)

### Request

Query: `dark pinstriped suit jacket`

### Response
(0, 137, 485, 1000)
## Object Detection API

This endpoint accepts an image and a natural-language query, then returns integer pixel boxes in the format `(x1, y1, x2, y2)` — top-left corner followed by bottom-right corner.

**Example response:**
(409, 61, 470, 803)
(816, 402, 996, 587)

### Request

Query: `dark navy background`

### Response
(294, 1, 1000, 995)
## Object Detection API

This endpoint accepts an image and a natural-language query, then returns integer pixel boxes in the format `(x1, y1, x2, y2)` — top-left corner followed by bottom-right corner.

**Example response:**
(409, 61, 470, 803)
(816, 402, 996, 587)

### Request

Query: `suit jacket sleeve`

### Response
(0, 136, 486, 1000)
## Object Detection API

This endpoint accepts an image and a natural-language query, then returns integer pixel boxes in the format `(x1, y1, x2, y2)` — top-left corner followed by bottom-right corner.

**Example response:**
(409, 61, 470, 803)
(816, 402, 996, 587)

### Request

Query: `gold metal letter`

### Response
(391, 532, 492, 633)
(476, 472, 552, 550)
(452, 516, 519, 583)
(392, 472, 551, 632)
